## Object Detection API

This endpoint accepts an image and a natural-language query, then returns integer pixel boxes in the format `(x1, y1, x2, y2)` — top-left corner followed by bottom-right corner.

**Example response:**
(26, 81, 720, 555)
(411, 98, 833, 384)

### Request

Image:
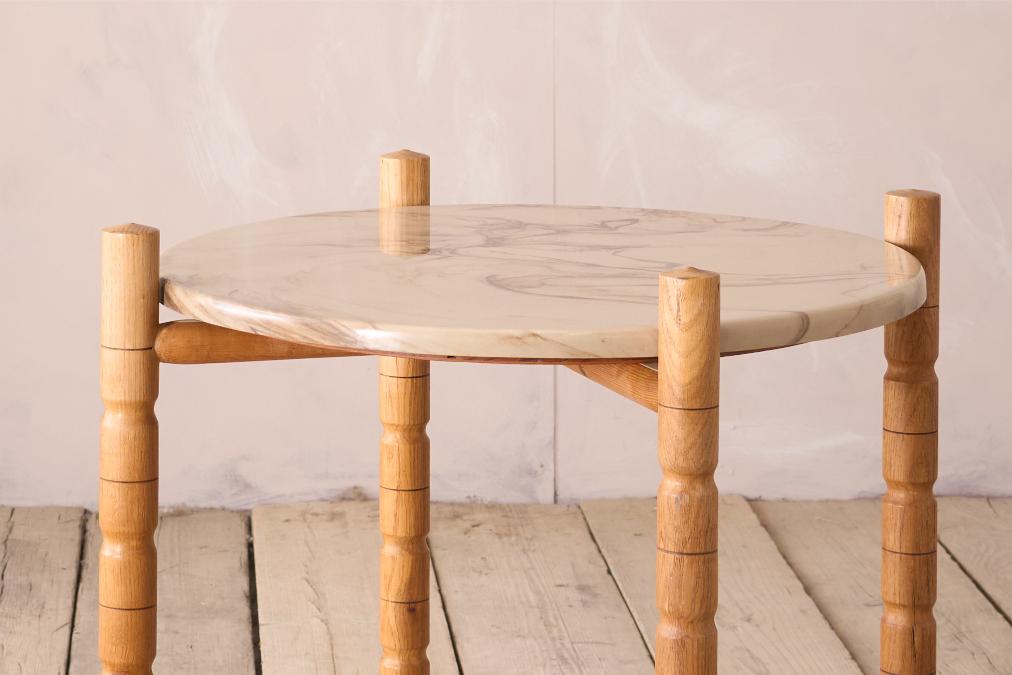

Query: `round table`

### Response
(96, 151, 941, 675)
(160, 204, 925, 361)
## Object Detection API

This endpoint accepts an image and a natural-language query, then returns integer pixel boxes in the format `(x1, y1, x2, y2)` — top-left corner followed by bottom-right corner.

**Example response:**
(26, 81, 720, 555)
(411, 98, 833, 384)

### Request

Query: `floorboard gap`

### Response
(246, 513, 264, 675)
(0, 507, 14, 607)
(938, 537, 1012, 628)
(63, 509, 89, 675)
(428, 539, 464, 675)
(744, 498, 865, 669)
(577, 504, 655, 664)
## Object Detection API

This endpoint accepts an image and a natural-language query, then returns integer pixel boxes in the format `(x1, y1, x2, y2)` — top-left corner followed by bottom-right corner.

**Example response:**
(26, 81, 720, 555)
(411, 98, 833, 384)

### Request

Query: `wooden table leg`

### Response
(379, 356, 431, 674)
(655, 268, 720, 675)
(881, 190, 940, 675)
(99, 224, 161, 674)
(377, 148, 431, 674)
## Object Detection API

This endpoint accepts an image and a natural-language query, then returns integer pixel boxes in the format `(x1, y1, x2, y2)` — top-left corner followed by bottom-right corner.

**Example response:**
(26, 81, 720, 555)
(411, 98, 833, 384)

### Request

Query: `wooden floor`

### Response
(1, 498, 1009, 674)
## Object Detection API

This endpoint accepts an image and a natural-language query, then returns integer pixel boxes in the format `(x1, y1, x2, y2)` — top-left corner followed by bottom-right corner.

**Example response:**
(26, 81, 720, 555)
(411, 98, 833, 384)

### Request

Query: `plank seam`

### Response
(745, 499, 866, 670)
(428, 538, 464, 675)
(578, 504, 656, 665)
(937, 537, 1012, 628)
(0, 508, 14, 619)
(63, 509, 88, 675)
(246, 512, 264, 675)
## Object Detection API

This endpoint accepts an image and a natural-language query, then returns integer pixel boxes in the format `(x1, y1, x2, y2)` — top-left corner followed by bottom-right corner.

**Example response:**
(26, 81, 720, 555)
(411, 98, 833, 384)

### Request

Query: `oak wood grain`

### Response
(882, 189, 940, 675)
(655, 267, 720, 674)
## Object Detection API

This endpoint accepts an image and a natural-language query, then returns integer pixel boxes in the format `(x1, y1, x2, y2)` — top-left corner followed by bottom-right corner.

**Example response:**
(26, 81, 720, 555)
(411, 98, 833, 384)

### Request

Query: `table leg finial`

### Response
(655, 267, 720, 675)
(882, 189, 940, 675)
(99, 224, 161, 674)
(380, 149, 430, 209)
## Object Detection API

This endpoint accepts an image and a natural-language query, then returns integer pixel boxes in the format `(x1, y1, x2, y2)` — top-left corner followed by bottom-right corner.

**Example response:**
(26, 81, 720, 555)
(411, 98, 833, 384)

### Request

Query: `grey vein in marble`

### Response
(161, 205, 926, 360)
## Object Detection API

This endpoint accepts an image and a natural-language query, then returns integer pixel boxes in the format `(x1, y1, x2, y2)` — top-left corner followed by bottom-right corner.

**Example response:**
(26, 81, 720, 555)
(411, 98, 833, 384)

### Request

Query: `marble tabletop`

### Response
(161, 205, 926, 361)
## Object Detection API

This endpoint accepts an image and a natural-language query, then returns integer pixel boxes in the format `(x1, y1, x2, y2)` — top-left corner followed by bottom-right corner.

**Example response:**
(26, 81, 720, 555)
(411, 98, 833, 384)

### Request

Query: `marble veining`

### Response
(161, 205, 926, 360)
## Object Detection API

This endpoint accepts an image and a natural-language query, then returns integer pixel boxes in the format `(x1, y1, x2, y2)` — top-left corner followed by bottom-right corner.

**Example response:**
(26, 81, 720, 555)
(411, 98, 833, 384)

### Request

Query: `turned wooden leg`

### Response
(881, 190, 940, 675)
(378, 149, 431, 674)
(99, 224, 160, 674)
(655, 268, 720, 675)
(379, 356, 430, 674)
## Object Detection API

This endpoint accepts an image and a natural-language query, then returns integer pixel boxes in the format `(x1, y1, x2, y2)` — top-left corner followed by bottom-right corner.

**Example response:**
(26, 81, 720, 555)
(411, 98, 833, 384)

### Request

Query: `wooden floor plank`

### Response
(429, 503, 652, 674)
(581, 496, 860, 674)
(252, 500, 457, 675)
(70, 510, 256, 675)
(939, 496, 1012, 621)
(753, 499, 1012, 674)
(0, 506, 85, 675)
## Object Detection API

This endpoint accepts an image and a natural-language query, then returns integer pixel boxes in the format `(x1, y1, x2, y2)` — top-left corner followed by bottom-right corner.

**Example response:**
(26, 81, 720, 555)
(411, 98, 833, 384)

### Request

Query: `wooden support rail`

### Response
(566, 362, 659, 411)
(154, 320, 356, 364)
(568, 350, 790, 412)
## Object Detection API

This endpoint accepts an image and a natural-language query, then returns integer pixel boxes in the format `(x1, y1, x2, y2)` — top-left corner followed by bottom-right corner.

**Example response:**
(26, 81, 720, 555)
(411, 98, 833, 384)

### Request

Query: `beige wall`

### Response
(1, 2, 1009, 507)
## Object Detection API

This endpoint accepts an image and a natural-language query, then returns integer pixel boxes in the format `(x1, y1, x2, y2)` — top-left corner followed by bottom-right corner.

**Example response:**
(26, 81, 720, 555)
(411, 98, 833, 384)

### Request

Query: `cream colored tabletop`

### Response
(160, 205, 925, 361)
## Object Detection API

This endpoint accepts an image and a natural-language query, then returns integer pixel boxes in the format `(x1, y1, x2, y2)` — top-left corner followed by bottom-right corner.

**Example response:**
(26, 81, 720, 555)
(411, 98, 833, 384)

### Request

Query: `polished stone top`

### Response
(161, 205, 925, 361)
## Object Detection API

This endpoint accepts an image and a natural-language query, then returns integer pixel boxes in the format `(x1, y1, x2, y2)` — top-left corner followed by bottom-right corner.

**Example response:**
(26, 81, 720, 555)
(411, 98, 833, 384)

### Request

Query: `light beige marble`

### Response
(162, 204, 924, 360)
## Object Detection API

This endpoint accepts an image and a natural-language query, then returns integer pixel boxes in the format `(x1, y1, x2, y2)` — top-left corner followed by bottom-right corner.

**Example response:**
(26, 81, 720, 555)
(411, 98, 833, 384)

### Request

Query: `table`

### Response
(97, 150, 940, 674)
